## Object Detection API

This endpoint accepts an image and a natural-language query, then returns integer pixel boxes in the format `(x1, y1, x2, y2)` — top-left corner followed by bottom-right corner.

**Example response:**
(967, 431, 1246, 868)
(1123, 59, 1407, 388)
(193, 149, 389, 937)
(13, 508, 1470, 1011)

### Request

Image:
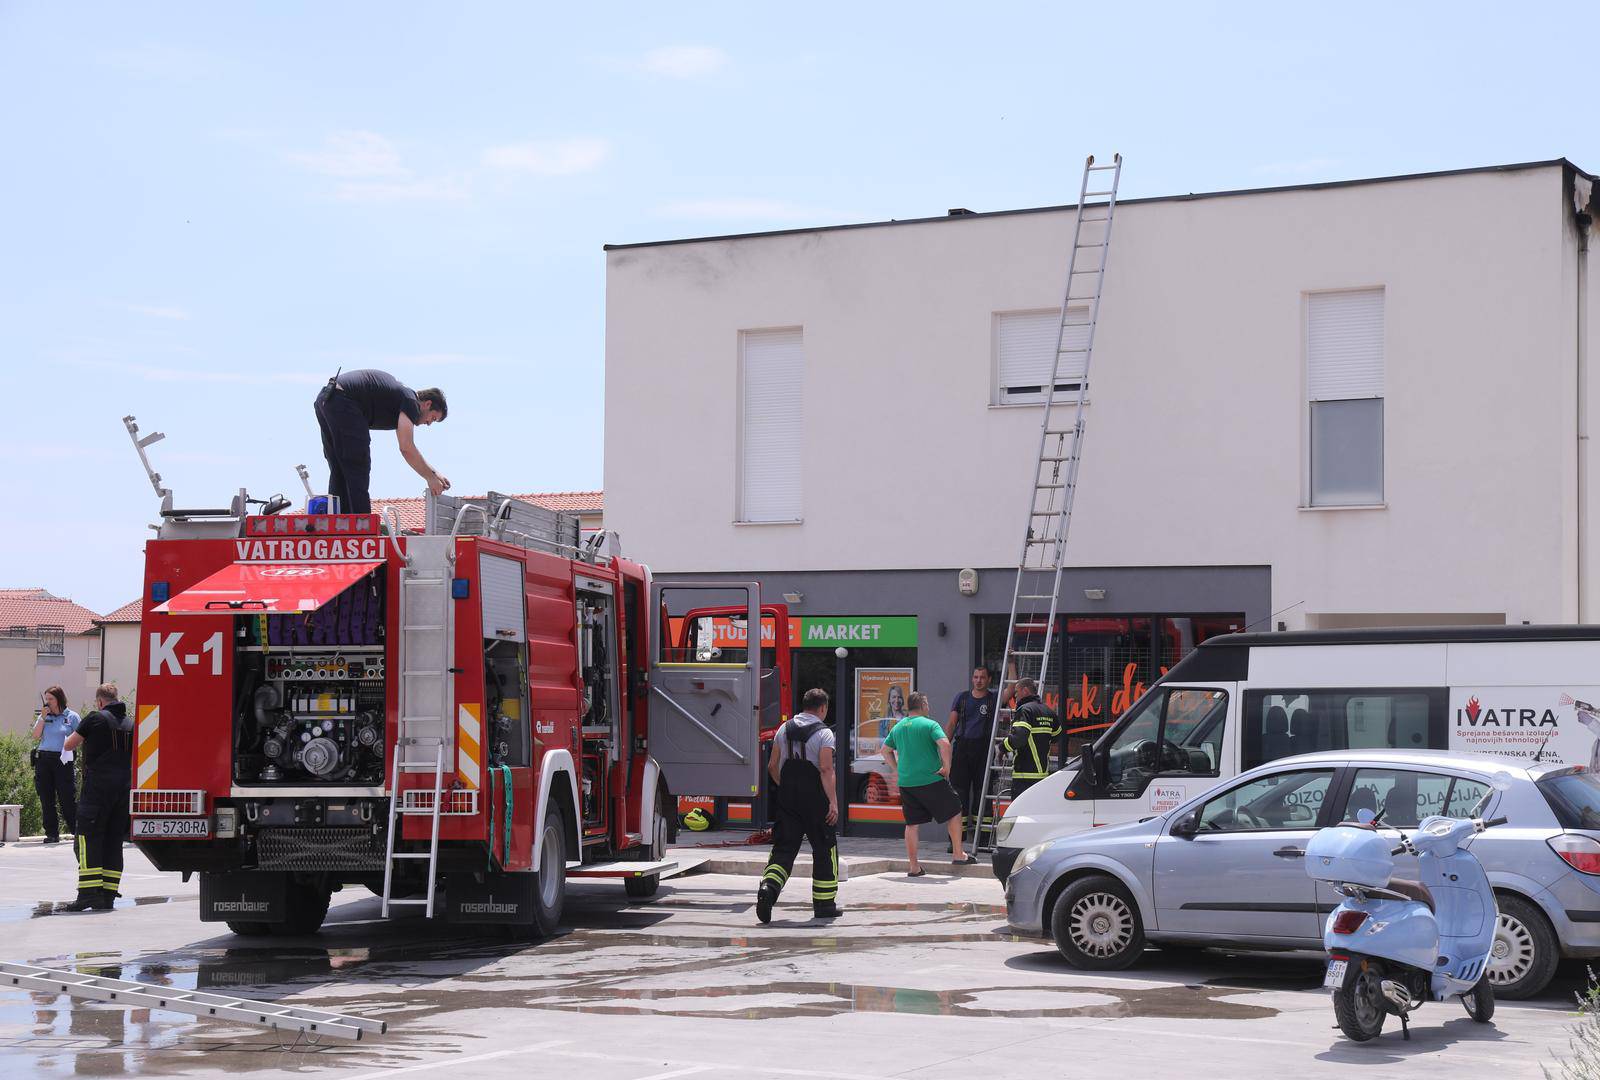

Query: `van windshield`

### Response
(1100, 687, 1228, 796)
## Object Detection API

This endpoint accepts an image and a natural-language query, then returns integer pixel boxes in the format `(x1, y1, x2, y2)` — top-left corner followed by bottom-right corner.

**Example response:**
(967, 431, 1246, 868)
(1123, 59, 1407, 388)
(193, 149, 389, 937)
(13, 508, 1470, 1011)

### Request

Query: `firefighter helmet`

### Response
(682, 808, 711, 831)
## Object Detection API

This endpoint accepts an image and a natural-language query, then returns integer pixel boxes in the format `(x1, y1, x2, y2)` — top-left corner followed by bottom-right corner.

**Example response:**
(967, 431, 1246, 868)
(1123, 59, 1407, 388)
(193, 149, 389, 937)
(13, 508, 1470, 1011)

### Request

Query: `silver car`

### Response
(1004, 749, 1600, 998)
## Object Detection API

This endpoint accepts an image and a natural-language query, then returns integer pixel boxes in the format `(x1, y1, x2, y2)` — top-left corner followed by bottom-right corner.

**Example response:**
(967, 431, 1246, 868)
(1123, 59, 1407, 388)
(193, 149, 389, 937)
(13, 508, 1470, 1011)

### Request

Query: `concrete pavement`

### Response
(0, 837, 1584, 1079)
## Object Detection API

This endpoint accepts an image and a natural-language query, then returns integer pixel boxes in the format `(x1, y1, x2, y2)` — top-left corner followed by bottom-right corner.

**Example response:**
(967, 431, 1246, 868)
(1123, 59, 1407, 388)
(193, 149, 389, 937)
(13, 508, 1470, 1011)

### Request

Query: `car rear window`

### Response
(1539, 771, 1600, 830)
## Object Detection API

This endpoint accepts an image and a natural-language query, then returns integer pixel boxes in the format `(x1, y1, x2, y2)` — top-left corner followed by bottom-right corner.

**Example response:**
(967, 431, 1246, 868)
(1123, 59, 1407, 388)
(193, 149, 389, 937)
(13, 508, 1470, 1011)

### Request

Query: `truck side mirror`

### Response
(1171, 810, 1200, 839)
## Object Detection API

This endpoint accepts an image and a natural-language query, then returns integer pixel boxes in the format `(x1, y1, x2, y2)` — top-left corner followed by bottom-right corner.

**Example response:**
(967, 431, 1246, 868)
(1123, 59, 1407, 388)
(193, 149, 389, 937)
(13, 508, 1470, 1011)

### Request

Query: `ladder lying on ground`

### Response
(1, 961, 386, 1040)
(969, 154, 1124, 853)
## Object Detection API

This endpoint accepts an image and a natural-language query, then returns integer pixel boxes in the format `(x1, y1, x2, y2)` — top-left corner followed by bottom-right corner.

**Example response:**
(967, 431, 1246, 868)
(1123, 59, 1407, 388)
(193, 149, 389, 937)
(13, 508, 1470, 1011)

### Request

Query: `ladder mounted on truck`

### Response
(969, 153, 1123, 853)
(1, 960, 386, 1041)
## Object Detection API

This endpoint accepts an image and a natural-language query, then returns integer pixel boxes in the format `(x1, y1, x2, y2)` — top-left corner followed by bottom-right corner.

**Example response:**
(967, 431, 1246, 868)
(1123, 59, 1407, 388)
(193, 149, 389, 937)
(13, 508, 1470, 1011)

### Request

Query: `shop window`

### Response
(1242, 688, 1446, 770)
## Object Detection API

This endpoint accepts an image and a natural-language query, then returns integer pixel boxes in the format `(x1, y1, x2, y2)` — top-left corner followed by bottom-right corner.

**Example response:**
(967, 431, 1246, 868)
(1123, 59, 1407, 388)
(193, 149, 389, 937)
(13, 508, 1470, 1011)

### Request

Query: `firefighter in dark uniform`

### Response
(756, 688, 843, 923)
(61, 684, 133, 912)
(1003, 678, 1062, 798)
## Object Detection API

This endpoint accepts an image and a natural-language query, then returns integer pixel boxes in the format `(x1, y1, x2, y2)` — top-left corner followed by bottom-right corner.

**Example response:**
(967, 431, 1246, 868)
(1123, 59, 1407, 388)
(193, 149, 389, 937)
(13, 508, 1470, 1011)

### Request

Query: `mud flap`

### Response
(199, 871, 288, 923)
(444, 872, 538, 924)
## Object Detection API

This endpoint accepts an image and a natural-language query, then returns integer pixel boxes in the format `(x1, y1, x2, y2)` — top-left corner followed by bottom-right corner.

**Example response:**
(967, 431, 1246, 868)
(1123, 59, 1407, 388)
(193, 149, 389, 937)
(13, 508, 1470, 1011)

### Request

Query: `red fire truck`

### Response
(128, 486, 785, 937)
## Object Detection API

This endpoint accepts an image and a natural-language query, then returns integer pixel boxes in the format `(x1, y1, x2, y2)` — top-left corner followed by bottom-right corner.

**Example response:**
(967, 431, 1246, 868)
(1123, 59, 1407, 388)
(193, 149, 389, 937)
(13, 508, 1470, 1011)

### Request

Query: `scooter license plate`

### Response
(1323, 960, 1348, 989)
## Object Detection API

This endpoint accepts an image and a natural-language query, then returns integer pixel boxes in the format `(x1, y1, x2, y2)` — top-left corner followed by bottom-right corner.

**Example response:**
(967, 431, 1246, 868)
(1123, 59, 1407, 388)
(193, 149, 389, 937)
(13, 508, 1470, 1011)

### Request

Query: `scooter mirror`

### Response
(1355, 808, 1376, 824)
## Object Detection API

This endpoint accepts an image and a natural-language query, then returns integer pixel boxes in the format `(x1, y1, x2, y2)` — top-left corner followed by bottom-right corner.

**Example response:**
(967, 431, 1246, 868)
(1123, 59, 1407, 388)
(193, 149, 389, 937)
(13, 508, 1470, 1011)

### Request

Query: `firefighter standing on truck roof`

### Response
(756, 688, 843, 923)
(60, 684, 133, 912)
(1003, 677, 1062, 798)
(313, 368, 450, 515)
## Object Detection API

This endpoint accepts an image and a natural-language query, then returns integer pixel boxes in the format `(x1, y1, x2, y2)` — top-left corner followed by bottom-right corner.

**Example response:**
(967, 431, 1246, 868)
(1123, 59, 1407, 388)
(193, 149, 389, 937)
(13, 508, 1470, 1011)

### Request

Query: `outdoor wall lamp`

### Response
(1083, 587, 1107, 601)
(782, 591, 804, 605)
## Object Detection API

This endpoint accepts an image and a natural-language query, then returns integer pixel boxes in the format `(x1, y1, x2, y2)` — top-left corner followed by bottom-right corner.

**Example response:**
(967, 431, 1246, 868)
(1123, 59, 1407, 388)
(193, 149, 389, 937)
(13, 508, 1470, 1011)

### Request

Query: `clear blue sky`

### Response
(1, 1, 1594, 612)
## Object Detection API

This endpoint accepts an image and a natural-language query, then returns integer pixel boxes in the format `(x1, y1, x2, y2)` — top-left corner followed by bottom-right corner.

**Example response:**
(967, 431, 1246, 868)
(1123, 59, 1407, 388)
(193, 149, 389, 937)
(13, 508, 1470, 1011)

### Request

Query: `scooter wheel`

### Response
(1461, 977, 1495, 1023)
(1333, 961, 1388, 1042)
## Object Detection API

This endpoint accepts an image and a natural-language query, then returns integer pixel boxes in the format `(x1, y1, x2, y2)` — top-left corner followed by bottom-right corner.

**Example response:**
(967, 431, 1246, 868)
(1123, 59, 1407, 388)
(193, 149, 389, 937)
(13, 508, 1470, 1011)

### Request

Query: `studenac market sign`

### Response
(676, 615, 918, 650)
(800, 617, 917, 648)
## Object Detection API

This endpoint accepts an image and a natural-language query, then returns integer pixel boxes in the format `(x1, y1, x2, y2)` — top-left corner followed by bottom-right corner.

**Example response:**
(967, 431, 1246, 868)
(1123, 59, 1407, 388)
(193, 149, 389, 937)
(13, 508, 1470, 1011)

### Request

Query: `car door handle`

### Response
(1273, 846, 1305, 858)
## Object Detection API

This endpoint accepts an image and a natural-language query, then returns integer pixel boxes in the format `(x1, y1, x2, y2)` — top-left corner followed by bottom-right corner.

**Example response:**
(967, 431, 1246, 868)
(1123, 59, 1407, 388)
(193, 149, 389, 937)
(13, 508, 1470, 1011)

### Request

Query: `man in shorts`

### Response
(882, 692, 976, 875)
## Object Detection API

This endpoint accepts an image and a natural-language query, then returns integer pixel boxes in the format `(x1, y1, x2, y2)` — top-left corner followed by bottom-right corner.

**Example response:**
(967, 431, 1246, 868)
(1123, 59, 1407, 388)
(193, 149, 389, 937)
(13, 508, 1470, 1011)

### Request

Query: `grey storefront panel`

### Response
(652, 565, 1271, 722)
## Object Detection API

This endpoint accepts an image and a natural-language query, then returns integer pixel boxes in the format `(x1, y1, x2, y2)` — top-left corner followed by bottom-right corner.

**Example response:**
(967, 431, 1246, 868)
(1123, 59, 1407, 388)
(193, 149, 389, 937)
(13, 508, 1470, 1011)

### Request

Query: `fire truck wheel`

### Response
(226, 921, 273, 937)
(530, 801, 567, 936)
(624, 793, 672, 899)
(271, 879, 332, 936)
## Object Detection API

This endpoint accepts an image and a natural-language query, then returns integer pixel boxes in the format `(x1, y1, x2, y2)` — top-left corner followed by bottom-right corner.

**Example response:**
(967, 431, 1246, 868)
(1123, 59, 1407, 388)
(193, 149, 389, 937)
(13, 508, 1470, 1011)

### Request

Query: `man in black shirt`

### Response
(946, 666, 1002, 840)
(313, 369, 450, 514)
(61, 684, 133, 912)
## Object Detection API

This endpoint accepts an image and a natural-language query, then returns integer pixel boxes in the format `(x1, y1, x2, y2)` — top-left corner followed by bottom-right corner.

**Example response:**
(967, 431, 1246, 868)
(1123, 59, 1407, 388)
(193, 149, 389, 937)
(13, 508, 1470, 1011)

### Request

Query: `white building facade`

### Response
(604, 160, 1600, 766)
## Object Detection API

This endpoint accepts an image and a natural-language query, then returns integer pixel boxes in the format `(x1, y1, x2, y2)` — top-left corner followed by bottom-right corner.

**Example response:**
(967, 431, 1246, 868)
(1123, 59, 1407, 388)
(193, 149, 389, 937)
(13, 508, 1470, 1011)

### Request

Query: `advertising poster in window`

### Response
(1449, 686, 1600, 768)
(853, 668, 914, 804)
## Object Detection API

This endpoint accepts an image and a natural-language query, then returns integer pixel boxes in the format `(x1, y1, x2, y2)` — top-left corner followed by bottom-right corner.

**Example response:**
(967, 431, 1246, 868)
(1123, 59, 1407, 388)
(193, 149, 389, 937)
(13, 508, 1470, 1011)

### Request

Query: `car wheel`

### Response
(1050, 874, 1145, 970)
(1487, 894, 1558, 999)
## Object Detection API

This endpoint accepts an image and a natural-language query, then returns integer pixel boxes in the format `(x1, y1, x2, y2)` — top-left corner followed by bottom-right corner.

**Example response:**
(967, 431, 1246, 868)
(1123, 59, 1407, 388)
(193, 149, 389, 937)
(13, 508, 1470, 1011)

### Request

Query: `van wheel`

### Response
(226, 921, 272, 937)
(1488, 894, 1558, 999)
(1050, 875, 1145, 970)
(530, 801, 568, 935)
(625, 794, 670, 899)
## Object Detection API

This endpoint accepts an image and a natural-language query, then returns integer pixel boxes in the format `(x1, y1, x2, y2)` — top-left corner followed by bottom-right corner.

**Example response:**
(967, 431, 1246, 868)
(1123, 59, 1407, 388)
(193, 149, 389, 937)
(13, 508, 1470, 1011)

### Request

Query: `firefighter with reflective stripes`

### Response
(60, 684, 133, 912)
(1003, 678, 1062, 798)
(756, 688, 843, 923)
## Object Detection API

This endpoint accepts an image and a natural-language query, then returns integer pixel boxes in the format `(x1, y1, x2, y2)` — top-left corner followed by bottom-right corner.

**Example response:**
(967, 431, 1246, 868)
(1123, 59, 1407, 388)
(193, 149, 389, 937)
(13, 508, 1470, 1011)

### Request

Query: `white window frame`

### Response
(736, 326, 804, 525)
(991, 307, 1090, 407)
(1303, 286, 1386, 508)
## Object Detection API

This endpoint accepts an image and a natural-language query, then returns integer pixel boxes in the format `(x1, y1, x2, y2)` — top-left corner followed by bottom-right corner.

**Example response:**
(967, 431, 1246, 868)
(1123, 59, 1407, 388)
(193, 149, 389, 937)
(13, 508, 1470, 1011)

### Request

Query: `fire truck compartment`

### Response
(155, 560, 384, 614)
(225, 566, 390, 789)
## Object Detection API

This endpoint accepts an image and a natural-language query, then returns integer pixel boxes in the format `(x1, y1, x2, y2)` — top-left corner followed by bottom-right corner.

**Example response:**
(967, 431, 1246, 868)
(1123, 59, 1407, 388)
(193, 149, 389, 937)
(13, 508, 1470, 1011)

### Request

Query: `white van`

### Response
(992, 626, 1600, 882)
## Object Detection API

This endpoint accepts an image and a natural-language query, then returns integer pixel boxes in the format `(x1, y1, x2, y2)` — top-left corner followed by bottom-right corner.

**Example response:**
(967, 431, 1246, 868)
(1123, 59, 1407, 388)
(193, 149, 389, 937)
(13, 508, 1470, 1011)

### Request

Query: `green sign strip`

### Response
(799, 616, 917, 648)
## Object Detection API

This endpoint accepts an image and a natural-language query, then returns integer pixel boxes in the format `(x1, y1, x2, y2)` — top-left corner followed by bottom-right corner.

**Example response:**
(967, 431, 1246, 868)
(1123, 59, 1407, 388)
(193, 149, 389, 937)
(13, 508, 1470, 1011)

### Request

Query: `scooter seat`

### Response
(1386, 878, 1435, 913)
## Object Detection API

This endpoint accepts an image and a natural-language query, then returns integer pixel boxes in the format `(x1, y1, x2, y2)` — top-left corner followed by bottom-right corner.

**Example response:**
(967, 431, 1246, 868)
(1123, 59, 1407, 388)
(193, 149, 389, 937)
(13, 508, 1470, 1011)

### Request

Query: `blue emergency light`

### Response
(452, 578, 471, 600)
(151, 581, 170, 604)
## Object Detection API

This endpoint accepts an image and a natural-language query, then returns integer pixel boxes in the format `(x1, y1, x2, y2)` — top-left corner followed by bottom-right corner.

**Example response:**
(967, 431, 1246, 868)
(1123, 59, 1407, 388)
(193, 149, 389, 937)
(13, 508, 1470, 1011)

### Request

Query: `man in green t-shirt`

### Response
(881, 692, 976, 874)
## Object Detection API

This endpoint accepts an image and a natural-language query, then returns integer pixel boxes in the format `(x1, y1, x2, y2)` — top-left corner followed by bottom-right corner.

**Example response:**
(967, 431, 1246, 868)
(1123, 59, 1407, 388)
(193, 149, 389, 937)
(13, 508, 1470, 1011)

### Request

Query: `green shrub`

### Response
(1548, 970, 1600, 1079)
(0, 733, 45, 837)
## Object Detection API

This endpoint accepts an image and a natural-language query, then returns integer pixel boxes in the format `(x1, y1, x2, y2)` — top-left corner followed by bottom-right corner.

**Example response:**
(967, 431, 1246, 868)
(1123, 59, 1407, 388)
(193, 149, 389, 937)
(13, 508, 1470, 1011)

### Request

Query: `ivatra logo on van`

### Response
(1449, 687, 1599, 766)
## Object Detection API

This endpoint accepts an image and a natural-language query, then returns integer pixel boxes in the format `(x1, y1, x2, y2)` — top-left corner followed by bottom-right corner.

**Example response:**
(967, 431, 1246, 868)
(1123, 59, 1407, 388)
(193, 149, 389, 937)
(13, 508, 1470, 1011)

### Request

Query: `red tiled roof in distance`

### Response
(0, 595, 104, 635)
(362, 492, 602, 534)
(98, 599, 144, 624)
(0, 587, 57, 599)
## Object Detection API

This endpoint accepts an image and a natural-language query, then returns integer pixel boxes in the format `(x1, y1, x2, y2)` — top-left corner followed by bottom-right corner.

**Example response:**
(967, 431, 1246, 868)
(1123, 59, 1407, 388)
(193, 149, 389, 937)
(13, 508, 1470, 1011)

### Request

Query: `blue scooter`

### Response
(1305, 792, 1506, 1042)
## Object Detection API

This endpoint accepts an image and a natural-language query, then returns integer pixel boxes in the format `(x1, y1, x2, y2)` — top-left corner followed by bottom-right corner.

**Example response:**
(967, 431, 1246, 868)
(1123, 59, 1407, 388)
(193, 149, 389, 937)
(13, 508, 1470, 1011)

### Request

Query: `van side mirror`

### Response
(1171, 810, 1200, 839)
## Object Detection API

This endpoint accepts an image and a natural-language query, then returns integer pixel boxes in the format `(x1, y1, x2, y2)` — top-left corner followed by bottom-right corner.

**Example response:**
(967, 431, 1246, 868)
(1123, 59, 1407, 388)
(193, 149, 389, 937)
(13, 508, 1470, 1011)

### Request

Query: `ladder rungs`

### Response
(390, 852, 433, 859)
(385, 898, 432, 906)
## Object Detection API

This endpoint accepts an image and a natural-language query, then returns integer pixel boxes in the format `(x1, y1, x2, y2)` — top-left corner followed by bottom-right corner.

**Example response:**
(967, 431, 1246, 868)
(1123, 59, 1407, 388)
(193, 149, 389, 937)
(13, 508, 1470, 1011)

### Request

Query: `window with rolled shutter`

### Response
(994, 309, 1088, 405)
(739, 327, 803, 522)
(1306, 288, 1384, 506)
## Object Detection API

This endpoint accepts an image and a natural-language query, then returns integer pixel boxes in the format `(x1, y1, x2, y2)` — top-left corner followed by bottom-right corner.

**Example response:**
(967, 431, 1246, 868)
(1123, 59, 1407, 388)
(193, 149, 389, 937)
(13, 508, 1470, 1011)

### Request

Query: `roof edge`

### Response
(605, 158, 1584, 252)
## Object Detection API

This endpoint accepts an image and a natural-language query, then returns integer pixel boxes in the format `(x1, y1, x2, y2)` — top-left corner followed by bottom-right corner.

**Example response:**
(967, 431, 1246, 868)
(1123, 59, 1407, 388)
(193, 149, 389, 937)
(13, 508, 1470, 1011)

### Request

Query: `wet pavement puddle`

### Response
(0, 895, 1288, 1074)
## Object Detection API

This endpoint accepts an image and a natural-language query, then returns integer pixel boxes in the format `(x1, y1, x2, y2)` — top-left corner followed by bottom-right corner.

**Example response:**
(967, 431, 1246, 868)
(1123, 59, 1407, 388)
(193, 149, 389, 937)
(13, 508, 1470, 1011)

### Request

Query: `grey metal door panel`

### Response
(1153, 831, 1323, 941)
(648, 581, 762, 797)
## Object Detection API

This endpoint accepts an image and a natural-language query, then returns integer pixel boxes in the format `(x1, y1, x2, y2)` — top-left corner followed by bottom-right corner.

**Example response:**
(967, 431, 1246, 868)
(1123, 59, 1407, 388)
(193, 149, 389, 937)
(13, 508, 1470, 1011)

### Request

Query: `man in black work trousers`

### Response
(757, 688, 843, 923)
(947, 666, 1003, 842)
(61, 684, 133, 912)
(313, 369, 450, 514)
